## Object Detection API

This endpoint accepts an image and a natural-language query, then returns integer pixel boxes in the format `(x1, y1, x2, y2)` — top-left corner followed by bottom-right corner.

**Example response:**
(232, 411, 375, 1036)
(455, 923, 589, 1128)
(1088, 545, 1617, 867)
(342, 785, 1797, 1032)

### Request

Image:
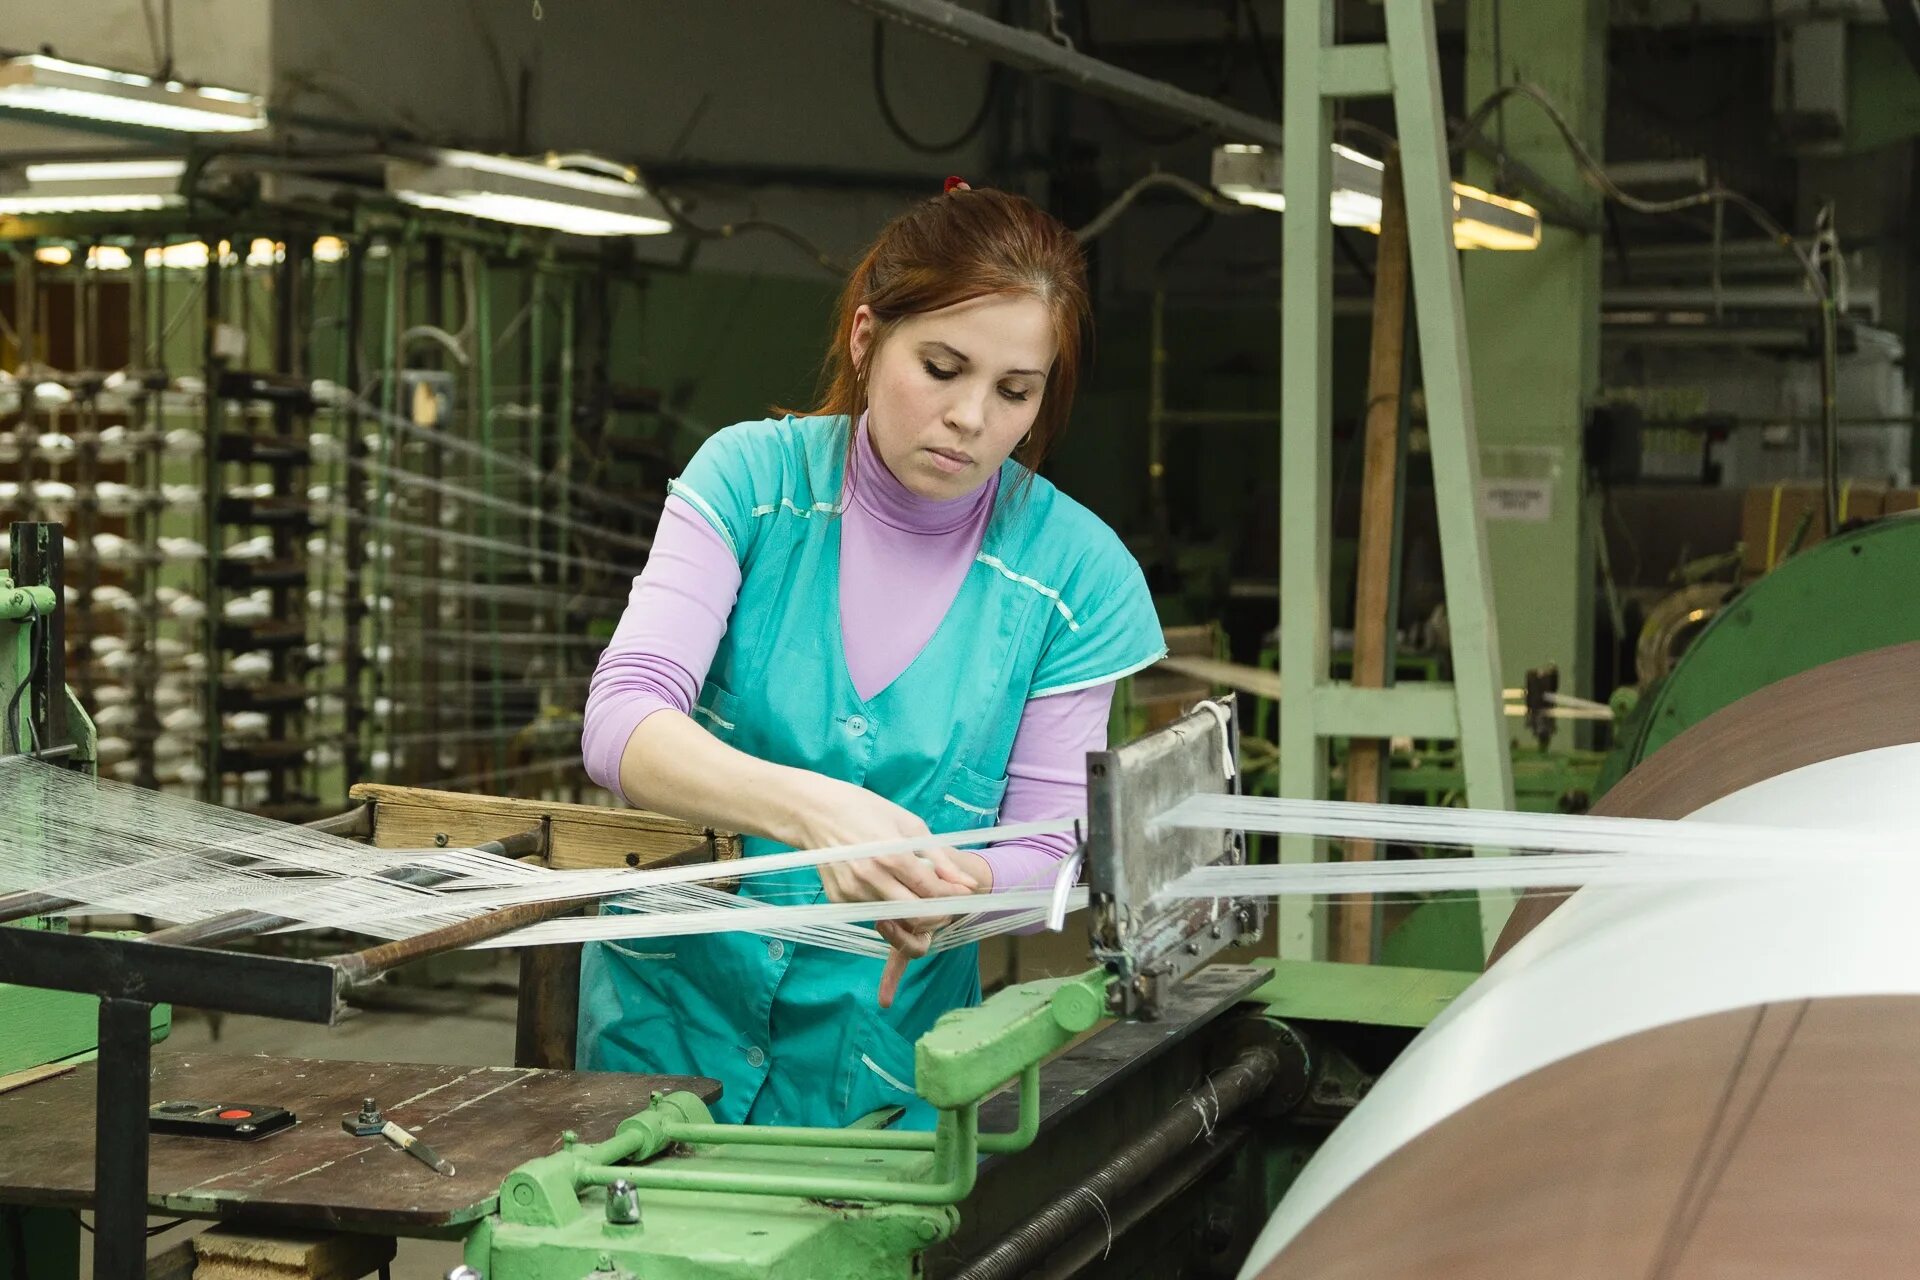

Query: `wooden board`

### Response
(1153, 655, 1284, 701)
(347, 783, 741, 872)
(1339, 149, 1412, 967)
(189, 1228, 394, 1280)
(0, 1051, 717, 1232)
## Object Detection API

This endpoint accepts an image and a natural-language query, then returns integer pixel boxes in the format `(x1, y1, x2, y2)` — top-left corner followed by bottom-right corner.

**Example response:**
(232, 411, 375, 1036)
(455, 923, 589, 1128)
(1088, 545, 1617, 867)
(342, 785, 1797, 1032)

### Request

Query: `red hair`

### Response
(800, 187, 1090, 474)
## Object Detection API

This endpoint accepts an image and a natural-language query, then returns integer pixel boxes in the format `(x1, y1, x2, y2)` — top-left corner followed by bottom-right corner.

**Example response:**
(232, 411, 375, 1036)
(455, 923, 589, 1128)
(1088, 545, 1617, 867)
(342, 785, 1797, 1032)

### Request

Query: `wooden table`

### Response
(0, 1051, 718, 1232)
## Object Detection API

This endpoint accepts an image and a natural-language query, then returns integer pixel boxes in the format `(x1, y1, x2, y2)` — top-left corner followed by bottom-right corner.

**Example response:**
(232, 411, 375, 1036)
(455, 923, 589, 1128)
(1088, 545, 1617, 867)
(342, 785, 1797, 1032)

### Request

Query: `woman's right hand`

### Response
(787, 775, 981, 1005)
(790, 775, 982, 906)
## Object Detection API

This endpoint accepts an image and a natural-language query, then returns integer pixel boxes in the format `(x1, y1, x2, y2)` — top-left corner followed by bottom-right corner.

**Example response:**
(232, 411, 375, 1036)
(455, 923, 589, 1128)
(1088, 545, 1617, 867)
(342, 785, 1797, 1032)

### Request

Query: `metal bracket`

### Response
(1086, 696, 1265, 1019)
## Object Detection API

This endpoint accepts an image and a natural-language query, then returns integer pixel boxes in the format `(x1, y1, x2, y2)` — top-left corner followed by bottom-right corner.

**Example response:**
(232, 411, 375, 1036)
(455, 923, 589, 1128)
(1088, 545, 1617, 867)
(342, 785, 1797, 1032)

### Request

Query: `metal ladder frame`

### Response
(1278, 0, 1517, 961)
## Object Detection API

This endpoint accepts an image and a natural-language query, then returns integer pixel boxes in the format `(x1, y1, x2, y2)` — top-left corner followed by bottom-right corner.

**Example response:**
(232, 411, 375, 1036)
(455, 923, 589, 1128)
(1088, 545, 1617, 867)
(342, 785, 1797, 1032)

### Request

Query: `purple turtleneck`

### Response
(582, 423, 1107, 892)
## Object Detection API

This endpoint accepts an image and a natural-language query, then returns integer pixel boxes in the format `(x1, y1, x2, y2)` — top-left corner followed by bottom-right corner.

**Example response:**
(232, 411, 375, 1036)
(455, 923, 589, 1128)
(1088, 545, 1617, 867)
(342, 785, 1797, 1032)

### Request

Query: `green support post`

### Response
(1279, 0, 1519, 964)
(1279, 0, 1339, 964)
(476, 251, 507, 781)
(1463, 0, 1603, 709)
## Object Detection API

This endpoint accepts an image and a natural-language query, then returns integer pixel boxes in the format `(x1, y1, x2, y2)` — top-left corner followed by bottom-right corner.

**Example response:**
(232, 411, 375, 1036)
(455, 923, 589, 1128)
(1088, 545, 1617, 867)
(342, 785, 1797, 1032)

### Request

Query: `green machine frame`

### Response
(1606, 515, 1920, 785)
(457, 697, 1458, 1280)
(1279, 0, 1518, 965)
(2, 521, 166, 1280)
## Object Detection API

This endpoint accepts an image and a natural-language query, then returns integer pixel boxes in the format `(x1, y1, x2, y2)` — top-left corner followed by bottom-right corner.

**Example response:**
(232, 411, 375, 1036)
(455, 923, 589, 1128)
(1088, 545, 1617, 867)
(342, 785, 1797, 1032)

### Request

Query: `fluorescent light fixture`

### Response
(144, 241, 210, 269)
(1212, 143, 1542, 251)
(383, 149, 673, 236)
(0, 158, 187, 215)
(0, 55, 265, 133)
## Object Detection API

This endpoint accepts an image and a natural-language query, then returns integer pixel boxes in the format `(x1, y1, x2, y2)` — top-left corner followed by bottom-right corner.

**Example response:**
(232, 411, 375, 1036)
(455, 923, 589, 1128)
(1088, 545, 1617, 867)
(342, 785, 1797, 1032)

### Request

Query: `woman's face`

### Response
(851, 293, 1056, 501)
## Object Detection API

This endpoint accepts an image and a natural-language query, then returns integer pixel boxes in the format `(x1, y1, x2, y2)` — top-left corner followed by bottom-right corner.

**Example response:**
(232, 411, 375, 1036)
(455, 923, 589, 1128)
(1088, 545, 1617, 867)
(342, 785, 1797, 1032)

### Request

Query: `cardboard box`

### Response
(1740, 481, 1885, 575)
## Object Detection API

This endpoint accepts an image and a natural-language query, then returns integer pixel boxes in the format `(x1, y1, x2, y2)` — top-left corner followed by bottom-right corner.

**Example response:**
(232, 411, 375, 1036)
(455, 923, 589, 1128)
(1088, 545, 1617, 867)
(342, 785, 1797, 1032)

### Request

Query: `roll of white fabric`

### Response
(1234, 741, 1920, 1277)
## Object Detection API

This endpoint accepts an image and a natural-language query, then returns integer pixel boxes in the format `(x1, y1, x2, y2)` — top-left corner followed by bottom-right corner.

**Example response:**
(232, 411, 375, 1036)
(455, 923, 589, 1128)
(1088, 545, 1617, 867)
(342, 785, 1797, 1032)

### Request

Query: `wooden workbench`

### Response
(0, 1051, 718, 1232)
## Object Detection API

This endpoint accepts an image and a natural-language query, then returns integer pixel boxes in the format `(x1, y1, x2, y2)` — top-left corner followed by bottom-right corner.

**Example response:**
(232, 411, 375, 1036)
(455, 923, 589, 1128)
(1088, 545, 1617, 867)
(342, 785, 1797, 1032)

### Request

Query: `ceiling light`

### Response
(1211, 143, 1542, 251)
(144, 242, 210, 270)
(383, 150, 673, 236)
(0, 55, 265, 133)
(0, 158, 186, 215)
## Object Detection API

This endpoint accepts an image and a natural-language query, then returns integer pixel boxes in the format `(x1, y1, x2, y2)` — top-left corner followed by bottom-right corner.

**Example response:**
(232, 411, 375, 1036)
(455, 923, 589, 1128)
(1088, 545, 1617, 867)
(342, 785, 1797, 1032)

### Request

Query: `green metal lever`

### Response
(0, 584, 56, 622)
(498, 968, 1116, 1223)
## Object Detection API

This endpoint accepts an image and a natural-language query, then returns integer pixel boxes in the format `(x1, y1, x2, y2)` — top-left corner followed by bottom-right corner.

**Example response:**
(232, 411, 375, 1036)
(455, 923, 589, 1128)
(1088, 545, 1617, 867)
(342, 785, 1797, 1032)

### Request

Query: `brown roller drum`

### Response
(1487, 639, 1920, 966)
(1251, 640, 1920, 1280)
(1256, 994, 1920, 1279)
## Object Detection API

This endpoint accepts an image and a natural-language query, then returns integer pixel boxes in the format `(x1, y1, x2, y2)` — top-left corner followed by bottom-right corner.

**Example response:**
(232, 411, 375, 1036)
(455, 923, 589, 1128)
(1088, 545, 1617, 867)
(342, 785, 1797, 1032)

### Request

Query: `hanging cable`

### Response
(652, 195, 851, 277)
(870, 12, 1001, 154)
(1074, 171, 1256, 245)
(1451, 81, 1827, 300)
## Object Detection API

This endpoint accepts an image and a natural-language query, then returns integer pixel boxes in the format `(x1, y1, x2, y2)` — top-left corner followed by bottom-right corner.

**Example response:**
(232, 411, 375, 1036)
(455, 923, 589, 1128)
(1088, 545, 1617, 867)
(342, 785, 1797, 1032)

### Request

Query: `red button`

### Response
(217, 1109, 252, 1120)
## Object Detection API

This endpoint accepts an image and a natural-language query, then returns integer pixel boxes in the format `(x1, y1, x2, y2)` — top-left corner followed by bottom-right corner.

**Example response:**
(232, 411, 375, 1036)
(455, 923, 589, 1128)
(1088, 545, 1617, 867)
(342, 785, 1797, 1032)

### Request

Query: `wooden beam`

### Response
(347, 783, 740, 871)
(187, 1226, 395, 1279)
(1337, 149, 1412, 967)
(348, 784, 743, 1069)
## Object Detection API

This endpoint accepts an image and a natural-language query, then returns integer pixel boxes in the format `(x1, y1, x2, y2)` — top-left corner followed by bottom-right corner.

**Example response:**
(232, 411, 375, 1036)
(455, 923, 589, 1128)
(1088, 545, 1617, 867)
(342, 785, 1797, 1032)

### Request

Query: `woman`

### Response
(578, 183, 1164, 1130)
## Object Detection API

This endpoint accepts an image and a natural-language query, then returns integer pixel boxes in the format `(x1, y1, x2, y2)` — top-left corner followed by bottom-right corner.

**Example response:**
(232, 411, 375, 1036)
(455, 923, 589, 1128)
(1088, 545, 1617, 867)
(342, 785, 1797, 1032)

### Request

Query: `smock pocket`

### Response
(691, 683, 744, 744)
(577, 934, 684, 1075)
(837, 1006, 921, 1126)
(936, 763, 1009, 832)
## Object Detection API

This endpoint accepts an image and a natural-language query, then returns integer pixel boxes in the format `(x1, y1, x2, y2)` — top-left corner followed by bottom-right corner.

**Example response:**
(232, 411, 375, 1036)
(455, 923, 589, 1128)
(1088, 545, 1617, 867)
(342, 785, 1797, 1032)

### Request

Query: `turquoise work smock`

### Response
(577, 415, 1164, 1128)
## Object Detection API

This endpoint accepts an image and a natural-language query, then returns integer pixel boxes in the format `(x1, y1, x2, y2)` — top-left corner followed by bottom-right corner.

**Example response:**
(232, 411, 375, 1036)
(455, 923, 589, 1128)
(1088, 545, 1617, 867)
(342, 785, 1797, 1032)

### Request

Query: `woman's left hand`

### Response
(876, 849, 992, 1008)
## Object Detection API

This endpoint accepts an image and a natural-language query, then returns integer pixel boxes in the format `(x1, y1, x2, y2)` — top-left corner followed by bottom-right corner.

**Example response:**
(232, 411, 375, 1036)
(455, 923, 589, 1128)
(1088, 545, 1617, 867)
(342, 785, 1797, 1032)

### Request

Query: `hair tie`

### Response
(943, 175, 969, 194)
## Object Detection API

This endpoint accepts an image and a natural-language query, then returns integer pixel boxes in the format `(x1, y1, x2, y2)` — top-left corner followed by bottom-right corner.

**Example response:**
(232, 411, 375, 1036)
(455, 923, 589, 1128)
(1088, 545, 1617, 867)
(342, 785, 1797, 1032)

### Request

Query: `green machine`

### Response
(1, 521, 158, 1280)
(455, 698, 1430, 1280)
(1, 522, 92, 771)
(1602, 514, 1920, 789)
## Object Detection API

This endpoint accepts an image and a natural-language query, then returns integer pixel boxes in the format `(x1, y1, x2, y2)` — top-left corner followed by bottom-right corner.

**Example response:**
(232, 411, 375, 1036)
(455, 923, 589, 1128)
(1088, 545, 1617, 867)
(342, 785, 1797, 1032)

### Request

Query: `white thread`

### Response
(1075, 1186, 1114, 1259)
(11, 758, 1912, 960)
(1189, 1077, 1221, 1141)
(1190, 700, 1236, 781)
(1047, 846, 1083, 933)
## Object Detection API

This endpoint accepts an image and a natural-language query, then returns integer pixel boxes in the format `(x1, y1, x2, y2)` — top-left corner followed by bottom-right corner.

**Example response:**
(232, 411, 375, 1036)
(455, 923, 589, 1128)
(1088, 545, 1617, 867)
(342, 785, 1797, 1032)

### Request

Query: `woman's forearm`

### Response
(581, 498, 741, 798)
(614, 707, 820, 849)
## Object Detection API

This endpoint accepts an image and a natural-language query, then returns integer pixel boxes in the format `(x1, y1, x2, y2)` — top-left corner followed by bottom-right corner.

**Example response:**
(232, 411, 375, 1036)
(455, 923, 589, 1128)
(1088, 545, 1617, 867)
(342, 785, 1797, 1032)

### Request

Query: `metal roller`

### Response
(1239, 641, 1920, 1279)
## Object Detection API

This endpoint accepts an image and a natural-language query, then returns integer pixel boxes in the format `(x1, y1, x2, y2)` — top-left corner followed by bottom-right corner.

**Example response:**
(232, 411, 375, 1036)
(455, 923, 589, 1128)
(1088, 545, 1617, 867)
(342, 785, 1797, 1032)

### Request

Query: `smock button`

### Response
(746, 1046, 765, 1068)
(846, 715, 868, 737)
(766, 939, 785, 961)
